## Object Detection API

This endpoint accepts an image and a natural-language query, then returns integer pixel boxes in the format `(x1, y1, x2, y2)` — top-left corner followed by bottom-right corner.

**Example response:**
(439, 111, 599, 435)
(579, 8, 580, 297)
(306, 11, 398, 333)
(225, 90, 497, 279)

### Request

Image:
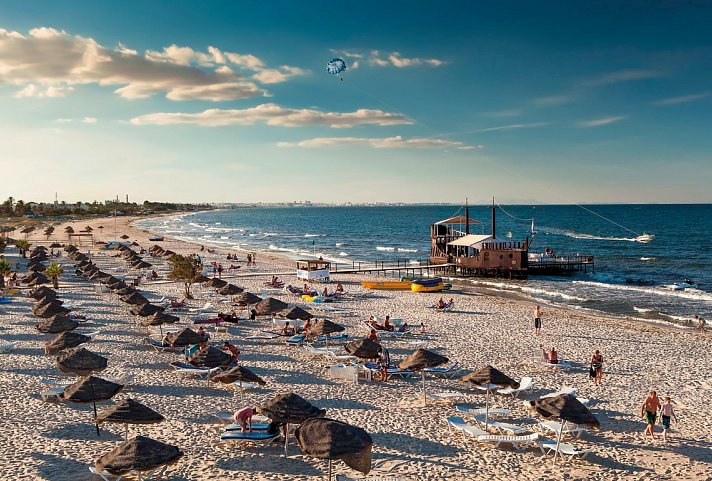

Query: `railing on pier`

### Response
(528, 253, 594, 273)
(331, 258, 432, 273)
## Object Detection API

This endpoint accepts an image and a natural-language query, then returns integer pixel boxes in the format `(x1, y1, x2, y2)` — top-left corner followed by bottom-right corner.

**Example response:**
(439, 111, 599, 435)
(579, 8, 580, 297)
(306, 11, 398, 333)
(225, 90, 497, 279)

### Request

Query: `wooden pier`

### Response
(528, 253, 594, 275)
(331, 259, 456, 279)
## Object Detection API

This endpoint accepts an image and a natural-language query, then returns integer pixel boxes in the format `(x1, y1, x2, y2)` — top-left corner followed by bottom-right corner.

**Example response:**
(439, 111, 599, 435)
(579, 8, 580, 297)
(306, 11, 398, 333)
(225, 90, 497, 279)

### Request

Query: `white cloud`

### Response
(330, 49, 444, 69)
(653, 91, 710, 106)
(130, 103, 413, 128)
(55, 116, 97, 124)
(278, 136, 463, 149)
(584, 69, 664, 87)
(577, 116, 626, 127)
(475, 122, 550, 133)
(0, 26, 306, 101)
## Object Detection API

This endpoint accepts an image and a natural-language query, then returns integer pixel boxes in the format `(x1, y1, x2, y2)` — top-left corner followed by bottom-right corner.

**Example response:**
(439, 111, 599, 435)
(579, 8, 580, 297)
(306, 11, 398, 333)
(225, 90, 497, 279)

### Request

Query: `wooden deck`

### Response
(331, 260, 456, 278)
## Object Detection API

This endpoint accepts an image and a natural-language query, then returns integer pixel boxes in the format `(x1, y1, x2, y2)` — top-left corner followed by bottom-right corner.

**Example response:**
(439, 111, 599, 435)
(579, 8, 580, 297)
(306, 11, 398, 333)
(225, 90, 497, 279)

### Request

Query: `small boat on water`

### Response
(360, 281, 412, 290)
(635, 233, 655, 243)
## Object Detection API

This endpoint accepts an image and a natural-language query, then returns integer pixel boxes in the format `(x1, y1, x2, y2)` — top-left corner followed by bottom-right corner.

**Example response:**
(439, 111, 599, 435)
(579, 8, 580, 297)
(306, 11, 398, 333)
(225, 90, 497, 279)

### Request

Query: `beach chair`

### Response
(171, 363, 222, 379)
(89, 466, 155, 481)
(224, 422, 270, 432)
(324, 350, 357, 363)
(285, 334, 306, 346)
(40, 386, 66, 402)
(0, 341, 18, 353)
(541, 386, 576, 398)
(426, 392, 465, 402)
(246, 332, 281, 341)
(498, 377, 534, 398)
(469, 415, 528, 435)
(145, 338, 177, 353)
(477, 433, 540, 450)
(539, 421, 586, 439)
(531, 358, 572, 370)
(456, 405, 511, 418)
(212, 411, 234, 424)
(219, 431, 280, 446)
(539, 441, 593, 461)
(312, 333, 348, 344)
(446, 416, 488, 444)
(302, 344, 337, 358)
(425, 363, 462, 379)
(227, 381, 257, 392)
(326, 365, 359, 384)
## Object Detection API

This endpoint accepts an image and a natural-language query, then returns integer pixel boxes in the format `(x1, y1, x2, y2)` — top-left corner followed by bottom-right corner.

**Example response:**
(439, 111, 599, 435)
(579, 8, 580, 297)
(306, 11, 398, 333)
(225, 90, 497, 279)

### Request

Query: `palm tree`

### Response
(45, 261, 64, 289)
(0, 258, 12, 288)
(15, 239, 30, 258)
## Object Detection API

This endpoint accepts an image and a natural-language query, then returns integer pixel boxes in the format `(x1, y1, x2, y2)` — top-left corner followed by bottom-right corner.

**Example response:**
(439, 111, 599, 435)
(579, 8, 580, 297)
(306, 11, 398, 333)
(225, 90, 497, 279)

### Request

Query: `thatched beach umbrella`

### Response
(218, 284, 244, 296)
(96, 399, 165, 440)
(100, 275, 121, 286)
(529, 393, 599, 464)
(37, 316, 79, 334)
(296, 418, 372, 480)
(23, 272, 50, 286)
(115, 286, 137, 296)
(121, 292, 149, 306)
(141, 312, 179, 329)
(33, 301, 70, 318)
(61, 375, 124, 436)
(65, 244, 78, 252)
(45, 331, 92, 355)
(255, 297, 288, 316)
(165, 328, 203, 347)
(35, 296, 63, 308)
(108, 280, 129, 291)
(344, 338, 381, 360)
(56, 347, 108, 376)
(27, 261, 47, 272)
(280, 306, 314, 321)
(132, 261, 153, 270)
(207, 277, 228, 289)
(309, 319, 345, 348)
(193, 273, 210, 283)
(461, 365, 519, 428)
(188, 346, 232, 369)
(399, 348, 449, 407)
(258, 392, 326, 455)
(211, 365, 266, 386)
(233, 291, 262, 306)
(95, 436, 182, 477)
(50, 242, 63, 248)
(28, 286, 56, 300)
(120, 234, 130, 240)
(130, 303, 164, 317)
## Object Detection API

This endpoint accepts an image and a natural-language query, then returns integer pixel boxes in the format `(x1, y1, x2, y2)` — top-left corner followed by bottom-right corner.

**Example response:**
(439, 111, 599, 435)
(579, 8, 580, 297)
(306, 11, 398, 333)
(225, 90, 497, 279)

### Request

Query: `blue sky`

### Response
(1, 0, 711, 203)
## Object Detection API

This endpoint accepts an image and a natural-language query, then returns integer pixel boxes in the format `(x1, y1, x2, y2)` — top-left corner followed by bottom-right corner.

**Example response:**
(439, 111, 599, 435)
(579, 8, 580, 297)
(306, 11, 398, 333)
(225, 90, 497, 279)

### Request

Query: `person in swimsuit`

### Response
(659, 396, 678, 441)
(377, 346, 390, 382)
(234, 406, 256, 432)
(641, 390, 661, 440)
(534, 305, 542, 336)
(591, 350, 604, 385)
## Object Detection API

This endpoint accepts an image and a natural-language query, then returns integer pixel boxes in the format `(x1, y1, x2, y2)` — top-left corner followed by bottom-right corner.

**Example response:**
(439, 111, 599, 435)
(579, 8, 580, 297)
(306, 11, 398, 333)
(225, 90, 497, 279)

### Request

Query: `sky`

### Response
(1, 0, 711, 204)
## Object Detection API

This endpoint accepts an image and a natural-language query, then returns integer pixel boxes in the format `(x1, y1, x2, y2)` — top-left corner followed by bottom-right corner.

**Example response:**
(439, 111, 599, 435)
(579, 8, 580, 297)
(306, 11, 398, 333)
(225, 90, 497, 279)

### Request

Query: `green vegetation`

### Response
(45, 261, 64, 289)
(0, 258, 12, 288)
(14, 239, 30, 258)
(168, 255, 199, 299)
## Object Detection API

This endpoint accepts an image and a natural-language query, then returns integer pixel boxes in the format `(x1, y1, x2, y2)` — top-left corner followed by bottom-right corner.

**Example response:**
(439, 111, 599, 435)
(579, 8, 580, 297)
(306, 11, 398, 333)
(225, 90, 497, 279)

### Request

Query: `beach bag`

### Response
(589, 365, 595, 378)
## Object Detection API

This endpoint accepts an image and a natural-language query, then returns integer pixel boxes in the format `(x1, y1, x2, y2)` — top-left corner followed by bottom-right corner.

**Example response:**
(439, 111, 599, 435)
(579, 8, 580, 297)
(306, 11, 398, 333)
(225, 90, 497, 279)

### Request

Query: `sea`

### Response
(135, 204, 712, 325)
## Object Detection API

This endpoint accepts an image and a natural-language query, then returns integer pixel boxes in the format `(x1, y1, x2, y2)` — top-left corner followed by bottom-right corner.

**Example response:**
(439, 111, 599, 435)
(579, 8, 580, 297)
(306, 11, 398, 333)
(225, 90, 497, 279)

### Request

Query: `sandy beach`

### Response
(1, 214, 710, 481)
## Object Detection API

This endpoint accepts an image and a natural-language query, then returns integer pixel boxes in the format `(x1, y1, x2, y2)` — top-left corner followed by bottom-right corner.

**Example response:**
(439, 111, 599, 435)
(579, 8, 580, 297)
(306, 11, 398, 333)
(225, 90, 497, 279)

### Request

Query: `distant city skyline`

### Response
(1, 1, 711, 203)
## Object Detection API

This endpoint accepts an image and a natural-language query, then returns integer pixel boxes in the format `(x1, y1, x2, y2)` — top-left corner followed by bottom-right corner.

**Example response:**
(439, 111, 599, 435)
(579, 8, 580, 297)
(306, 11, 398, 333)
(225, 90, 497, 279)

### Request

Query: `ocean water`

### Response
(135, 204, 712, 324)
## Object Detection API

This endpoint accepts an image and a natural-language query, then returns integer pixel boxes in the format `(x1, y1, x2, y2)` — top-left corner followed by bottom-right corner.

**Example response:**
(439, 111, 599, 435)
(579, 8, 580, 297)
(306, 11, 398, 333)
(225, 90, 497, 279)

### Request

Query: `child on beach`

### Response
(660, 396, 678, 441)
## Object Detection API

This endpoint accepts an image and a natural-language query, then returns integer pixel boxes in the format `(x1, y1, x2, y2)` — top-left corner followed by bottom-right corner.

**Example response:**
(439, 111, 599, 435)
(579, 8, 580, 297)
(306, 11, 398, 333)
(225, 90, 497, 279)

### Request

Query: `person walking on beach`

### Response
(377, 346, 390, 382)
(695, 315, 706, 334)
(659, 396, 678, 441)
(590, 350, 604, 386)
(534, 305, 542, 335)
(247, 253, 252, 265)
(217, 263, 223, 278)
(641, 390, 661, 440)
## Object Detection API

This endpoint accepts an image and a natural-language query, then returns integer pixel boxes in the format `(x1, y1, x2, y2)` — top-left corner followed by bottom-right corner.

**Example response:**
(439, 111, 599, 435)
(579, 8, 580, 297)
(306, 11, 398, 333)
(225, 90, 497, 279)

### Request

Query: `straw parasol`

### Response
(344, 338, 381, 360)
(309, 319, 345, 348)
(95, 436, 183, 476)
(461, 365, 519, 428)
(296, 417, 372, 480)
(193, 273, 210, 283)
(115, 286, 137, 296)
(95, 399, 165, 440)
(258, 392, 326, 455)
(56, 347, 108, 375)
(211, 365, 266, 386)
(255, 297, 288, 316)
(100, 275, 121, 286)
(529, 393, 599, 464)
(120, 234, 130, 240)
(65, 244, 78, 252)
(399, 348, 449, 406)
(37, 315, 79, 334)
(165, 328, 203, 347)
(108, 280, 129, 291)
(120, 292, 149, 306)
(218, 284, 244, 295)
(33, 302, 70, 318)
(45, 332, 92, 355)
(141, 312, 179, 327)
(188, 346, 232, 369)
(279, 306, 314, 320)
(59, 370, 118, 436)
(207, 277, 228, 288)
(132, 261, 153, 270)
(35, 296, 63, 308)
(28, 286, 56, 300)
(233, 291, 262, 305)
(130, 303, 164, 317)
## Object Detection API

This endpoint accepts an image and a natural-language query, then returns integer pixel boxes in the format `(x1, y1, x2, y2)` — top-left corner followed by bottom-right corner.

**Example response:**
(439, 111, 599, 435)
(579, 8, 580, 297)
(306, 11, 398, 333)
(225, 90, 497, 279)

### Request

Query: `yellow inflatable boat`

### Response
(360, 281, 412, 290)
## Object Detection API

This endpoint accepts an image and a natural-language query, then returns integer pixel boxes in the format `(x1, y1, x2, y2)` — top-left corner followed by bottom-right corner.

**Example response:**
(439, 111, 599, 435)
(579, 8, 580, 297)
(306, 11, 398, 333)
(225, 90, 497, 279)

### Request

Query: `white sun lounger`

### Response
(471, 416, 528, 435)
(539, 421, 586, 438)
(41, 386, 66, 402)
(89, 466, 155, 481)
(219, 431, 280, 445)
(539, 441, 593, 461)
(498, 377, 534, 398)
(456, 405, 511, 418)
(227, 381, 257, 391)
(424, 363, 462, 379)
(477, 433, 540, 450)
(0, 341, 18, 353)
(303, 344, 338, 358)
(541, 386, 576, 398)
(426, 392, 465, 402)
(446, 416, 488, 443)
(175, 366, 222, 378)
(326, 365, 359, 383)
(325, 350, 357, 363)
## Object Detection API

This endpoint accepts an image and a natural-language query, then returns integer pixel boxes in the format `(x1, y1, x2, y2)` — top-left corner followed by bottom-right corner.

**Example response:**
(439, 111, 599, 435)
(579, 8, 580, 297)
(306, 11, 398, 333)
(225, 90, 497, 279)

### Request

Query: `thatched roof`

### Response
(188, 346, 232, 368)
(132, 261, 153, 270)
(295, 418, 372, 475)
(95, 436, 182, 476)
(140, 312, 179, 327)
(96, 399, 165, 426)
(32, 302, 71, 318)
(165, 328, 203, 347)
(207, 277, 228, 288)
(120, 234, 130, 240)
(255, 297, 288, 316)
(193, 273, 210, 283)
(120, 292, 149, 306)
(398, 348, 449, 371)
(279, 306, 314, 320)
(461, 365, 519, 389)
(56, 347, 108, 376)
(344, 338, 381, 359)
(257, 392, 325, 424)
(35, 296, 63, 308)
(130, 303, 164, 317)
(529, 393, 600, 429)
(108, 280, 129, 291)
(218, 284, 244, 295)
(100, 275, 121, 286)
(28, 286, 56, 300)
(37, 316, 79, 334)
(211, 366, 266, 385)
(61, 375, 123, 403)
(65, 244, 78, 252)
(309, 319, 345, 337)
(115, 286, 137, 296)
(45, 332, 92, 355)
(233, 291, 262, 305)
(27, 275, 52, 286)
